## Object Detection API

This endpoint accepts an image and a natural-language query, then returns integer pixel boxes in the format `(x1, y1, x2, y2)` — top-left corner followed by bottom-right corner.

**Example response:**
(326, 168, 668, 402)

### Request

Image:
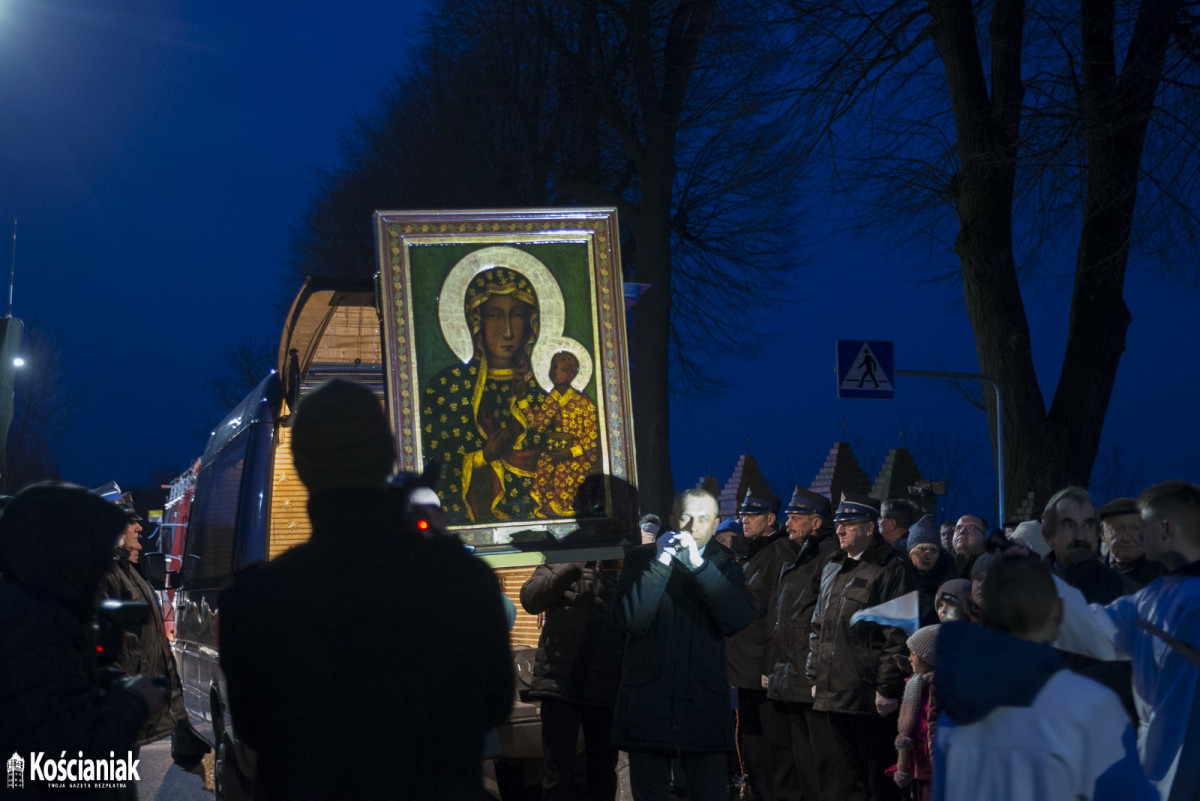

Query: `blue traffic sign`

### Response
(837, 340, 895, 399)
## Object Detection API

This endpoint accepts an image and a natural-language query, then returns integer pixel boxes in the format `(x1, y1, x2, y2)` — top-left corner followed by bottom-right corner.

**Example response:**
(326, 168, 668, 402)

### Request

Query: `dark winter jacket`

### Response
(611, 540, 754, 751)
(766, 529, 839, 703)
(519, 560, 624, 706)
(726, 532, 794, 688)
(1109, 555, 1167, 592)
(0, 484, 150, 798)
(807, 535, 915, 714)
(218, 487, 514, 801)
(98, 552, 187, 745)
(1044, 551, 1125, 605)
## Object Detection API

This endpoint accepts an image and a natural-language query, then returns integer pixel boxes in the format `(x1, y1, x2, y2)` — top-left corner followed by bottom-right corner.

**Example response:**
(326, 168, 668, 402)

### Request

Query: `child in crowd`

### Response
(934, 579, 971, 622)
(892, 624, 940, 801)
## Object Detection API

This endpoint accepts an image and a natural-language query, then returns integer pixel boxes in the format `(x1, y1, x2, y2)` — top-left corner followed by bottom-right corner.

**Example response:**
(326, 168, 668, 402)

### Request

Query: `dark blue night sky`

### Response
(2, 0, 1196, 518)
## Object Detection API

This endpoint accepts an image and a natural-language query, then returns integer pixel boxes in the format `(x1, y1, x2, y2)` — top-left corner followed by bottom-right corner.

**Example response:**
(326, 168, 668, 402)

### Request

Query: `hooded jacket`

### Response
(0, 483, 150, 793)
(933, 621, 1155, 801)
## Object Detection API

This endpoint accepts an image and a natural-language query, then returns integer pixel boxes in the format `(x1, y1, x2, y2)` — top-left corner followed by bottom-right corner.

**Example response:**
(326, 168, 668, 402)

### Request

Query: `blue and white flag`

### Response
(850, 590, 921, 636)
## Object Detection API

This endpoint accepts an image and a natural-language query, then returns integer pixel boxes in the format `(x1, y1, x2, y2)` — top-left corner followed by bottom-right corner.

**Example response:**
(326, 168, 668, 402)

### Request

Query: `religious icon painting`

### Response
(375, 208, 637, 552)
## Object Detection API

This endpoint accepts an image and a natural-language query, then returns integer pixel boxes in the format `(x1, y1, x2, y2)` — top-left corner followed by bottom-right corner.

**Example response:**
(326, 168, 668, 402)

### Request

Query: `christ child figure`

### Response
(533, 351, 599, 518)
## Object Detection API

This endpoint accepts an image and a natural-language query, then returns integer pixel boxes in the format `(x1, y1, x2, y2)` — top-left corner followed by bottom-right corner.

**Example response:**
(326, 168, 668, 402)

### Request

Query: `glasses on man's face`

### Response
(955, 523, 982, 534)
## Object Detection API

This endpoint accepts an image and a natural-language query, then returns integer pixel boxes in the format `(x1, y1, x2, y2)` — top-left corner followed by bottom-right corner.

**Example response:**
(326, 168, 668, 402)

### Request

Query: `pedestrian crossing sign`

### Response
(836, 340, 895, 399)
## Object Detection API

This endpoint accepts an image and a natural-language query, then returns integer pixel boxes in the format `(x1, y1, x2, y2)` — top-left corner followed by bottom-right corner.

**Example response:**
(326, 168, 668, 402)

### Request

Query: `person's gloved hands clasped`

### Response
(673, 531, 705, 570)
(655, 531, 680, 566)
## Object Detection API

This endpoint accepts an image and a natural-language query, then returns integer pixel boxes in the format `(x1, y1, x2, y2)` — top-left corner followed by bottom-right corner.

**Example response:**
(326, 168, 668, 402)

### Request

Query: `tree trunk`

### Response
(930, 0, 1178, 519)
(628, 174, 678, 520)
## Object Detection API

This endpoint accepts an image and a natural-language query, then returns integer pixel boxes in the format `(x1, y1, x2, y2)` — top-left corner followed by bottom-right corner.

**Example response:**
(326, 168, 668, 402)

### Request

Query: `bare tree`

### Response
(203, 336, 278, 412)
(290, 0, 804, 514)
(780, 0, 1200, 515)
(6, 324, 82, 492)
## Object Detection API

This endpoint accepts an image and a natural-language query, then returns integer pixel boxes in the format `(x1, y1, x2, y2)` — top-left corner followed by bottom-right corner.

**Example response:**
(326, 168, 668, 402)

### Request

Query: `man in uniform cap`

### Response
(725, 490, 799, 800)
(96, 482, 190, 753)
(806, 492, 915, 801)
(766, 487, 840, 801)
(1099, 496, 1165, 591)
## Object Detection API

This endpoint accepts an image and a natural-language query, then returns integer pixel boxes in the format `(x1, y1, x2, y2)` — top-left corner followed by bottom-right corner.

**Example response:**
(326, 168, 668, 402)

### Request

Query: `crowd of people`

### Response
(527, 481, 1199, 801)
(1, 377, 1196, 801)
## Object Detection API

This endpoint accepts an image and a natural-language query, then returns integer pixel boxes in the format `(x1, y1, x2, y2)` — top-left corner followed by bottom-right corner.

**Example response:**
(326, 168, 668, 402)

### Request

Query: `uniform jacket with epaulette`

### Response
(806, 535, 915, 714)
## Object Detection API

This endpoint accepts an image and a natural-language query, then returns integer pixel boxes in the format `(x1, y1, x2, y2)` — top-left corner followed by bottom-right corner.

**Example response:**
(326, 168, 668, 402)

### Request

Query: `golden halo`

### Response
(439, 246, 586, 390)
(534, 337, 594, 394)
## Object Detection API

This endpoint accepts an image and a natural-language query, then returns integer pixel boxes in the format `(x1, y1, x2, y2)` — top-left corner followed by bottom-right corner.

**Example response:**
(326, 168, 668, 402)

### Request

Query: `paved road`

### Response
(135, 740, 213, 801)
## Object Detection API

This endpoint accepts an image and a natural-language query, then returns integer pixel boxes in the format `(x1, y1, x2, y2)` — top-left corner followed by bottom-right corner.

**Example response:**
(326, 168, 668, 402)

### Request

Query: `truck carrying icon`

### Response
(158, 206, 639, 799)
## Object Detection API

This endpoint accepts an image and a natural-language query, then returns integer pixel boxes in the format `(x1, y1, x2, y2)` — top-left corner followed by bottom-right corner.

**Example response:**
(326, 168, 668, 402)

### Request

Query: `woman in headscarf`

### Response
(422, 267, 551, 524)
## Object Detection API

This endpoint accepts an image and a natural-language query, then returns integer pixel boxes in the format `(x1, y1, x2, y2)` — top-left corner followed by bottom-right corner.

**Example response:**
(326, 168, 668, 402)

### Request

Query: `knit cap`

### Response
(1010, 520, 1052, 556)
(906, 514, 941, 553)
(907, 624, 941, 667)
(936, 578, 971, 606)
(716, 518, 744, 537)
(290, 379, 396, 492)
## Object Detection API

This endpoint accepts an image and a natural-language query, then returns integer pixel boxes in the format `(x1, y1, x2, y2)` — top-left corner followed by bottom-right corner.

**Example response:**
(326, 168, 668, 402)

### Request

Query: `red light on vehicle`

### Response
(417, 519, 429, 531)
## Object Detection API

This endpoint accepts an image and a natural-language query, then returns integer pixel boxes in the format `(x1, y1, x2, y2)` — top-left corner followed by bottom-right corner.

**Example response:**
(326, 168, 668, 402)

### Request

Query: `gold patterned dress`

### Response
(533, 388, 600, 517)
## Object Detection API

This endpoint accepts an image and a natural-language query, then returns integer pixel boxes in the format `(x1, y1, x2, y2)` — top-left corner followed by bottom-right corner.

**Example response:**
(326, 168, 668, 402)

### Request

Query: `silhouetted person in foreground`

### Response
(219, 379, 513, 800)
(0, 483, 168, 798)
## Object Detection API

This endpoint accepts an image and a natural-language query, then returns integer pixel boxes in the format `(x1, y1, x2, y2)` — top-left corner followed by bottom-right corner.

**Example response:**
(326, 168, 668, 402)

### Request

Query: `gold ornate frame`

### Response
(375, 208, 637, 552)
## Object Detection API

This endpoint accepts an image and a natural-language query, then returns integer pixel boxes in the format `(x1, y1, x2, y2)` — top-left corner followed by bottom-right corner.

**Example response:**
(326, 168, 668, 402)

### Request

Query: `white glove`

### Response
(811, 685, 817, 699)
(875, 692, 899, 717)
(674, 531, 705, 570)
(655, 531, 680, 566)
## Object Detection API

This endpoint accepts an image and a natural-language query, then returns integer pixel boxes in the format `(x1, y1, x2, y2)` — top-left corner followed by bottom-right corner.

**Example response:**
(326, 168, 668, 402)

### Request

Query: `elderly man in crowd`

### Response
(1099, 496, 1166, 591)
(766, 487, 839, 801)
(726, 491, 796, 801)
(807, 493, 915, 801)
(1041, 486, 1124, 605)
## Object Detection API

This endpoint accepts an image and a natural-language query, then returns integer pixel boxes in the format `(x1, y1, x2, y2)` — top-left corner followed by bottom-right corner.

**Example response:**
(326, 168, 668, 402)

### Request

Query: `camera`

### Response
(93, 599, 150, 667)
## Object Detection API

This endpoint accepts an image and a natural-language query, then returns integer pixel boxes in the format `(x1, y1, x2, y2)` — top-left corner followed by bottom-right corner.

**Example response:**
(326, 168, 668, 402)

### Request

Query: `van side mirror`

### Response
(141, 552, 168, 589)
(182, 554, 202, 587)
